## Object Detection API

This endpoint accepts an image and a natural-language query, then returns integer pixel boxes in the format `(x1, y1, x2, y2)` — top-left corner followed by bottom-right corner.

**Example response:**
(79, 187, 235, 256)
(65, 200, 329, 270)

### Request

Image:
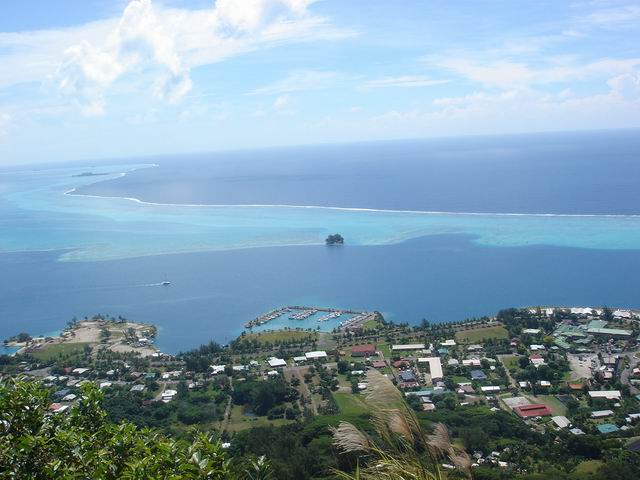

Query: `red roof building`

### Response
(352, 344, 376, 357)
(372, 360, 387, 368)
(513, 404, 552, 418)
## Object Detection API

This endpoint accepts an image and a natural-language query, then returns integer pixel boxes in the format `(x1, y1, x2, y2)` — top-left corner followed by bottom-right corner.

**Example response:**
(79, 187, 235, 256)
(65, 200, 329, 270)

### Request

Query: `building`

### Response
(392, 343, 425, 351)
(268, 357, 287, 368)
(463, 359, 481, 367)
(418, 357, 443, 382)
(588, 390, 621, 400)
(480, 386, 501, 393)
(597, 424, 620, 434)
(399, 370, 417, 383)
(551, 416, 571, 429)
(351, 344, 376, 357)
(305, 351, 328, 361)
(372, 360, 386, 368)
(591, 410, 614, 418)
(513, 404, 552, 418)
(529, 354, 545, 366)
(587, 327, 632, 338)
(471, 370, 487, 381)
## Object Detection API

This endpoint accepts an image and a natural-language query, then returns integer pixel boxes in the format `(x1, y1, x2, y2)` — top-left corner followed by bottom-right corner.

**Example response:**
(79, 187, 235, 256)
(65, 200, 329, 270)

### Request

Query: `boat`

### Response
(161, 281, 171, 286)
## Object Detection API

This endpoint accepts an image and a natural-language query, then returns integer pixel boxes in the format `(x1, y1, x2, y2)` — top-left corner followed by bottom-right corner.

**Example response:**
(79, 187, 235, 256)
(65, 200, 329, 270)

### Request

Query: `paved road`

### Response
(620, 350, 640, 395)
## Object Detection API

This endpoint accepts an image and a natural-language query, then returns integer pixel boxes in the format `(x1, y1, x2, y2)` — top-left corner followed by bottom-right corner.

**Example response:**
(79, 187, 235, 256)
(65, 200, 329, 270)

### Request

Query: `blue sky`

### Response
(0, 0, 639, 165)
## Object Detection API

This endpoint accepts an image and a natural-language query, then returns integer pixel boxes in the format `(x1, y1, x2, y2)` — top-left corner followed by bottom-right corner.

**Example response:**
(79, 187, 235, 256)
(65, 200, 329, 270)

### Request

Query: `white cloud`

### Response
(273, 94, 291, 109)
(250, 70, 348, 95)
(580, 5, 640, 29)
(369, 78, 640, 137)
(1, 0, 352, 115)
(361, 75, 450, 89)
(437, 56, 640, 90)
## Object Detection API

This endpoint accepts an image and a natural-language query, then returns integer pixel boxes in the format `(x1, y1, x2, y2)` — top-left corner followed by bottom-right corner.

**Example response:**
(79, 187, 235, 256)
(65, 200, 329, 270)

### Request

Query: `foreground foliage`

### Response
(0, 379, 238, 479)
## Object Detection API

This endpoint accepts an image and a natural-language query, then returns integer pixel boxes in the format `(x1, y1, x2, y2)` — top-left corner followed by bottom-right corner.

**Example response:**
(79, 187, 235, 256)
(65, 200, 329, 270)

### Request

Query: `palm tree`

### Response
(331, 370, 472, 480)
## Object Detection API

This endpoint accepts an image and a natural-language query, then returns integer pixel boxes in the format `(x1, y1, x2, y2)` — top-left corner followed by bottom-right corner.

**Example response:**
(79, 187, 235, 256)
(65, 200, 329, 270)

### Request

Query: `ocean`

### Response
(1, 130, 639, 353)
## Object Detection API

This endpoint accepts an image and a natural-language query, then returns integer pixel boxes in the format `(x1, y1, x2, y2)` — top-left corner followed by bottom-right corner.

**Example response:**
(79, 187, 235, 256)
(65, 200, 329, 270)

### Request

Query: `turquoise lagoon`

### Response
(2, 163, 640, 263)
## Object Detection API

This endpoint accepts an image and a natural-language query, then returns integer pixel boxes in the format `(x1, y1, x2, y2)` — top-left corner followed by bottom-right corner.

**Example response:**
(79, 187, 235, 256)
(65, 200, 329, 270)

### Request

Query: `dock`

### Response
(244, 305, 368, 329)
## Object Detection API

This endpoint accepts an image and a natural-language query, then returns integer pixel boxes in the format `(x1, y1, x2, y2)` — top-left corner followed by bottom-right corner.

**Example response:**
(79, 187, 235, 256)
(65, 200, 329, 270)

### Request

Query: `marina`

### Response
(244, 305, 371, 330)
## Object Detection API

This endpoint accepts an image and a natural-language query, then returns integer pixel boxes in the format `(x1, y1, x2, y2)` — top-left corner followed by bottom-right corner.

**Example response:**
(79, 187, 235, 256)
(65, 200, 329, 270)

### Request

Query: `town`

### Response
(2, 305, 640, 478)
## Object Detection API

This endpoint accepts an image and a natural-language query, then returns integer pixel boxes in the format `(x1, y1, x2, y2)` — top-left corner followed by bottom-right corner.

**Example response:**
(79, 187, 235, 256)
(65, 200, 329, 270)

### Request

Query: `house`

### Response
(466, 344, 483, 352)
(447, 358, 459, 366)
(513, 404, 552, 418)
(470, 370, 487, 381)
(305, 351, 328, 361)
(523, 328, 541, 334)
(267, 357, 287, 368)
(417, 357, 443, 382)
(463, 359, 482, 367)
(588, 390, 621, 400)
(440, 339, 456, 347)
(293, 356, 307, 364)
(130, 384, 145, 392)
(480, 386, 501, 393)
(591, 410, 614, 418)
(62, 393, 77, 402)
(210, 365, 226, 375)
(529, 354, 545, 366)
(399, 370, 417, 383)
(597, 424, 620, 434)
(538, 380, 551, 388)
(161, 389, 177, 403)
(530, 344, 545, 351)
(351, 344, 376, 357)
(72, 368, 90, 375)
(372, 360, 386, 368)
(551, 416, 571, 429)
(570, 428, 585, 435)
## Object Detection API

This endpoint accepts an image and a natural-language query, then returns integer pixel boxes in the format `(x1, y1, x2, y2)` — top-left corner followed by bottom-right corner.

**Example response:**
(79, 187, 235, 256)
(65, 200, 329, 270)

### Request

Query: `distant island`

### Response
(72, 172, 110, 177)
(325, 233, 344, 245)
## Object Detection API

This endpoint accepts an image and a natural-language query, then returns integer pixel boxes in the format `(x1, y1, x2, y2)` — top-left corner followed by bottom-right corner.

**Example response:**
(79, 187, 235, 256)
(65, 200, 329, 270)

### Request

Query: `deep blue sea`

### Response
(1, 130, 639, 353)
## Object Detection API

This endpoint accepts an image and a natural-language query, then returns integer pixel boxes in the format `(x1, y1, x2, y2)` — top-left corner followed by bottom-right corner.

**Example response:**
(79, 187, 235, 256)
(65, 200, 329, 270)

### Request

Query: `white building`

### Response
(588, 390, 621, 400)
(305, 351, 328, 361)
(418, 357, 444, 381)
(591, 410, 614, 418)
(392, 344, 425, 351)
(267, 357, 287, 368)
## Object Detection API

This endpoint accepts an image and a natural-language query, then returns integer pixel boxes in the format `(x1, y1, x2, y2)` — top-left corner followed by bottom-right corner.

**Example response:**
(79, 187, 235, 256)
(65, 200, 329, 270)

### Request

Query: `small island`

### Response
(325, 233, 344, 245)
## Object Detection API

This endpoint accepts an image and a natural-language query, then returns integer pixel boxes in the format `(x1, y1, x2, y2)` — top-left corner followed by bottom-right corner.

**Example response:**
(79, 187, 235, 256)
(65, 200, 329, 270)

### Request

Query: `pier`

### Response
(244, 305, 368, 329)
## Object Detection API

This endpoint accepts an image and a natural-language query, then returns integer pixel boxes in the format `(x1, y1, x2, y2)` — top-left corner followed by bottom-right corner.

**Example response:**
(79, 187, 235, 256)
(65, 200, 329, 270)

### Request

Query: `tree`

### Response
(0, 379, 232, 479)
(325, 234, 344, 245)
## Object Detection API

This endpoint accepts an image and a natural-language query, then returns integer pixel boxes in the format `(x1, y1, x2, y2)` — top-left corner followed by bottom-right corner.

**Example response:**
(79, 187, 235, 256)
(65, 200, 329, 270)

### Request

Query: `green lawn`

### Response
(573, 460, 603, 476)
(455, 326, 509, 344)
(225, 405, 294, 432)
(30, 342, 91, 362)
(451, 376, 471, 384)
(362, 318, 382, 330)
(334, 393, 370, 415)
(240, 329, 318, 344)
(533, 395, 567, 415)
(377, 343, 391, 358)
(502, 355, 521, 370)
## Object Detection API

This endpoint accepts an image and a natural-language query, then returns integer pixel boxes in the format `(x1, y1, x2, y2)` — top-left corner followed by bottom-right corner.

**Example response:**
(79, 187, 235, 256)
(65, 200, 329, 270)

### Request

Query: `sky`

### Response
(0, 0, 639, 165)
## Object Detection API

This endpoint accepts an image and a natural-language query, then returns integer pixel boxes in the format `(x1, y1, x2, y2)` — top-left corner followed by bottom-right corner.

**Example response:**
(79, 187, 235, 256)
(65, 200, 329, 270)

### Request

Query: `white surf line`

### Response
(60, 163, 640, 219)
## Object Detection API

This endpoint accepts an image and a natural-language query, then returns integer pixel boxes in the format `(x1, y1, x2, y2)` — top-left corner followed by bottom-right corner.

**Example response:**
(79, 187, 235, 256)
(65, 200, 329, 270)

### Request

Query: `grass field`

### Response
(334, 393, 370, 415)
(241, 329, 318, 344)
(362, 318, 382, 330)
(572, 460, 602, 476)
(502, 355, 521, 370)
(30, 342, 91, 361)
(226, 405, 294, 432)
(533, 395, 567, 415)
(455, 326, 509, 344)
